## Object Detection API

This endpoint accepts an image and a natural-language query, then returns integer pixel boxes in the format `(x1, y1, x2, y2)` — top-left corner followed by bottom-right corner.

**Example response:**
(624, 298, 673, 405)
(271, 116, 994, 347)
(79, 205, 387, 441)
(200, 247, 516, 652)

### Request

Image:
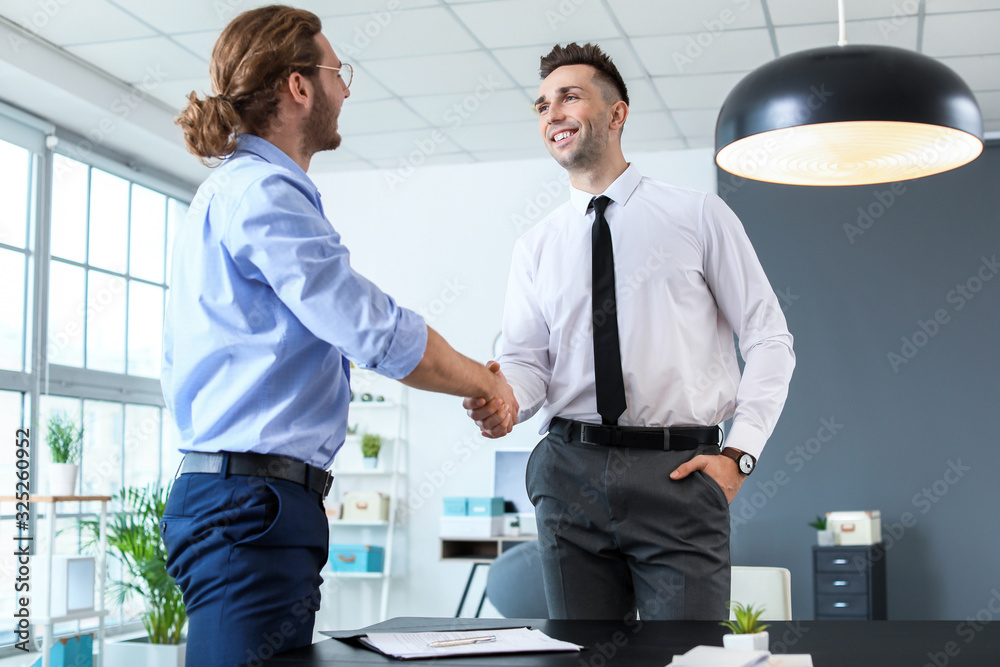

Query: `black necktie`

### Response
(590, 195, 627, 425)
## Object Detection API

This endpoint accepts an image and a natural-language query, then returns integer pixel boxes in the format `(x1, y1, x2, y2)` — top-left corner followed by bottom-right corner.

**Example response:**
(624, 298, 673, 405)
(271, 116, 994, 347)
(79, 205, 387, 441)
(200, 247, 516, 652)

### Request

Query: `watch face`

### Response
(739, 455, 754, 474)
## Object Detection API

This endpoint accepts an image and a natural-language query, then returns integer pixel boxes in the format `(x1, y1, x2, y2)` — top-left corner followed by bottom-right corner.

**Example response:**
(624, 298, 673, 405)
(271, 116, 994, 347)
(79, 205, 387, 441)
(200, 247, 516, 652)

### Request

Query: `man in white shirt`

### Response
(466, 43, 795, 620)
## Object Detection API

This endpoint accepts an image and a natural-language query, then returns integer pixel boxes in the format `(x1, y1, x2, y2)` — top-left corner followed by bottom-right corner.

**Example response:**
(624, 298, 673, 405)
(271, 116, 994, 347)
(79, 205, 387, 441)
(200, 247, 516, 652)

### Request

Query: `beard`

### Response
(547, 121, 608, 172)
(301, 81, 342, 157)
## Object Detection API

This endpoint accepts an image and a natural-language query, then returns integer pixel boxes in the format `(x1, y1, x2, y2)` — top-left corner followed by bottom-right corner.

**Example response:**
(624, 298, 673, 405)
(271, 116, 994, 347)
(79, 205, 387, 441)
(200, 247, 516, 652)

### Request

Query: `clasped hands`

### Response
(463, 361, 518, 439)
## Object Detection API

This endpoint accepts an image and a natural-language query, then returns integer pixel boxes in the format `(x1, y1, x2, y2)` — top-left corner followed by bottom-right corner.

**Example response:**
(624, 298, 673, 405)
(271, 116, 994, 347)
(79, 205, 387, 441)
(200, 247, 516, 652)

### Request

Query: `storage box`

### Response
(439, 515, 504, 538)
(442, 497, 468, 516)
(342, 492, 390, 521)
(30, 634, 93, 667)
(328, 544, 384, 573)
(826, 511, 882, 545)
(467, 497, 505, 516)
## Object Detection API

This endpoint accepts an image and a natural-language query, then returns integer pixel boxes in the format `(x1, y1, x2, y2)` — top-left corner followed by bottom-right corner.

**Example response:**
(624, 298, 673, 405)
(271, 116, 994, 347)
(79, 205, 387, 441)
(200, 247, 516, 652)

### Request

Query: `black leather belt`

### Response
(177, 451, 334, 499)
(549, 416, 721, 451)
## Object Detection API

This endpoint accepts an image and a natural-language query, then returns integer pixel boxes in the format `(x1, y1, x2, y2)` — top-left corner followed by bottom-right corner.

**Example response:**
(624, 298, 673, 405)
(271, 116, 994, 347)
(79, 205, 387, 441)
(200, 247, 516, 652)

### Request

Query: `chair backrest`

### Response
(729, 566, 792, 621)
(485, 541, 548, 618)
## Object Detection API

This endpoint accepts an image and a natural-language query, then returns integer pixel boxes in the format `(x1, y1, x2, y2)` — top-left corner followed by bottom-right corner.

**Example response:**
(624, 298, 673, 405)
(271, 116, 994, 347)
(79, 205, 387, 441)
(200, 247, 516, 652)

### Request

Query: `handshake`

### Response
(463, 361, 519, 439)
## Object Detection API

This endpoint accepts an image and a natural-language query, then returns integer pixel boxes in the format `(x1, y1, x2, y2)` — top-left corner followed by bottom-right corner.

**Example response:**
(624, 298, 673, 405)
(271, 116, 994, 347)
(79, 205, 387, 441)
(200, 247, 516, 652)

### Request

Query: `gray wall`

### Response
(721, 142, 1000, 620)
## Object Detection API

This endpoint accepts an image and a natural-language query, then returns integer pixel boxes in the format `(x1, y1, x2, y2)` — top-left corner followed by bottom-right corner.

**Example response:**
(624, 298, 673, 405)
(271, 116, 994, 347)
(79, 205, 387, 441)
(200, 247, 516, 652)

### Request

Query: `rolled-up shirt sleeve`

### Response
(223, 173, 427, 380)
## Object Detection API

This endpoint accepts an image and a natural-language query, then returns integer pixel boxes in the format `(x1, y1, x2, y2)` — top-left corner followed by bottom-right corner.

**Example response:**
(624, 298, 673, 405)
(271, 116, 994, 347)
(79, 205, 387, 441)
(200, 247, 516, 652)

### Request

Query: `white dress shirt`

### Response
(498, 164, 794, 459)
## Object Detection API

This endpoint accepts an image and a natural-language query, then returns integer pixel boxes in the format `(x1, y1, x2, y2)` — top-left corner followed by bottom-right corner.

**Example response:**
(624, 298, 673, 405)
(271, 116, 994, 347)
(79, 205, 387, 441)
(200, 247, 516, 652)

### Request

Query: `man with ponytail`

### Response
(160, 6, 516, 666)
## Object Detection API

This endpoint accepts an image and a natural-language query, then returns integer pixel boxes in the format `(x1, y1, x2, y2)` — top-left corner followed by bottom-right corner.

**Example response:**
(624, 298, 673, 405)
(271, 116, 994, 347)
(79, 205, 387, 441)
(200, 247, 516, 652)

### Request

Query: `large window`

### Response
(0, 110, 192, 650)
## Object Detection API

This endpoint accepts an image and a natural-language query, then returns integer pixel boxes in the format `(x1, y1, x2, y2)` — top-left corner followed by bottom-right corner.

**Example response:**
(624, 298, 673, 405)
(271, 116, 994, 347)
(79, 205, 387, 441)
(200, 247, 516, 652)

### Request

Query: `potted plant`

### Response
(46, 413, 82, 496)
(721, 601, 770, 650)
(810, 514, 836, 546)
(361, 433, 382, 469)
(80, 485, 187, 667)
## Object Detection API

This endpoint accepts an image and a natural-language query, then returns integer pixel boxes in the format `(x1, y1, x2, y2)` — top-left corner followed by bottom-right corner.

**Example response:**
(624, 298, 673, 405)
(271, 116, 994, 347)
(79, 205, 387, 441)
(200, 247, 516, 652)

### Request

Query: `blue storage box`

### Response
(31, 634, 93, 667)
(442, 497, 468, 516)
(328, 544, 384, 573)
(467, 497, 505, 516)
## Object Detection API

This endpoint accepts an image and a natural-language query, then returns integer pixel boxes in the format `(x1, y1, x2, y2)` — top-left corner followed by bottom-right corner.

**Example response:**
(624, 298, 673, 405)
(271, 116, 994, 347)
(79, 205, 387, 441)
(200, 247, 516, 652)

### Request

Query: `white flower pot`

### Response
(49, 463, 79, 496)
(362, 457, 379, 469)
(817, 529, 836, 546)
(723, 631, 769, 651)
(105, 637, 186, 667)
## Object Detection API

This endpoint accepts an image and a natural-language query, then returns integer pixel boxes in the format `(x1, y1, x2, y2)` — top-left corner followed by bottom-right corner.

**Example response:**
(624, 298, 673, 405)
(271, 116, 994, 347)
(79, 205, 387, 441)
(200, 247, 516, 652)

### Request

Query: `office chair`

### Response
(484, 540, 549, 618)
(729, 566, 793, 620)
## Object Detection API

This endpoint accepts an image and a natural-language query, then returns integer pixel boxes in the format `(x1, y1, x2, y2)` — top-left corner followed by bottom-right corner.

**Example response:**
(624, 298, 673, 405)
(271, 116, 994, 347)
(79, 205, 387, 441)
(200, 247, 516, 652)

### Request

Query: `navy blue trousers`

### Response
(161, 468, 329, 667)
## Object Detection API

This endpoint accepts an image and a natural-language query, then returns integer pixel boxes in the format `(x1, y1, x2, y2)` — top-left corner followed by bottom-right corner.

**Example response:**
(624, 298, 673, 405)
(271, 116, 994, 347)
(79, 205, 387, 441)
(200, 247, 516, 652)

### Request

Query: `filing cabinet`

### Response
(813, 544, 887, 620)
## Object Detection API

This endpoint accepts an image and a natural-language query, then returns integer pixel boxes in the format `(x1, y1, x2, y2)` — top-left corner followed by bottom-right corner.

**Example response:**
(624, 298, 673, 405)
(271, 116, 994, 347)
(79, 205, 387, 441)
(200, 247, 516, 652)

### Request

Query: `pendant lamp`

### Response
(715, 1, 983, 186)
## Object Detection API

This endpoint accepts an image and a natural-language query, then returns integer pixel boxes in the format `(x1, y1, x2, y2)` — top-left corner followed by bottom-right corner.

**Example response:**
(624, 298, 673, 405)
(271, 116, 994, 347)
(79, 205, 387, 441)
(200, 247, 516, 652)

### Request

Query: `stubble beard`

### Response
(550, 122, 608, 173)
(302, 82, 341, 158)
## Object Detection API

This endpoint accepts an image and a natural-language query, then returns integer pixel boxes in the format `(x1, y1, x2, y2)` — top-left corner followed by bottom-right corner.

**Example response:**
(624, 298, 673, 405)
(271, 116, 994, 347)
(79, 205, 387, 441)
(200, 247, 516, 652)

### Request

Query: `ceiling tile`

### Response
(109, 0, 272, 34)
(621, 79, 663, 113)
(654, 72, 746, 111)
(343, 128, 465, 160)
(632, 29, 773, 77)
(326, 6, 479, 62)
(370, 153, 476, 169)
(340, 99, 433, 134)
(984, 119, 1000, 131)
(405, 89, 534, 127)
(468, 148, 543, 163)
(621, 111, 680, 141)
(607, 0, 767, 36)
(973, 90, 1000, 119)
(670, 109, 719, 137)
(775, 19, 918, 56)
(66, 37, 208, 83)
(171, 31, 220, 63)
(450, 0, 618, 49)
(767, 0, 914, 25)
(494, 39, 646, 88)
(922, 11, 1000, 57)
(938, 55, 1000, 90)
(445, 120, 538, 152)
(2, 0, 156, 45)
(362, 51, 516, 97)
(684, 135, 715, 149)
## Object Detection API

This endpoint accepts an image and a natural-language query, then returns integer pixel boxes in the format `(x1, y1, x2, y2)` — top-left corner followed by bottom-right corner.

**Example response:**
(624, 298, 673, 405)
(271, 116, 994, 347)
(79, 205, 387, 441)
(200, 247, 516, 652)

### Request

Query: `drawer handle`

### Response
(833, 558, 848, 565)
(834, 580, 848, 586)
(834, 602, 849, 608)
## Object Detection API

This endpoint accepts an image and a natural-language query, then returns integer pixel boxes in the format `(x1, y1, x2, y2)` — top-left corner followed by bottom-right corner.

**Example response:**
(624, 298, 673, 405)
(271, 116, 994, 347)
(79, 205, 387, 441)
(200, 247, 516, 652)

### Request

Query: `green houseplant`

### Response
(721, 601, 770, 650)
(361, 433, 382, 468)
(80, 485, 186, 648)
(810, 513, 835, 546)
(46, 413, 82, 495)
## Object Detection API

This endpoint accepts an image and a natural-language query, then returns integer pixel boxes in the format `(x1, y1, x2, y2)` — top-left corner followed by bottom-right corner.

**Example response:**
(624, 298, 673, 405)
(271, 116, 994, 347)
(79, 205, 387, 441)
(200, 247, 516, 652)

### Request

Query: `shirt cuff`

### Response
(367, 308, 427, 380)
(724, 420, 768, 461)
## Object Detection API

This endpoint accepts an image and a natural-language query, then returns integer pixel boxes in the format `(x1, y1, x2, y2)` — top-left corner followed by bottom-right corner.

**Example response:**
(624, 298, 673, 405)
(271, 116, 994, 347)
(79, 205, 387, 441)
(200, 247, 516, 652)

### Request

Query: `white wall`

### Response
(310, 147, 717, 628)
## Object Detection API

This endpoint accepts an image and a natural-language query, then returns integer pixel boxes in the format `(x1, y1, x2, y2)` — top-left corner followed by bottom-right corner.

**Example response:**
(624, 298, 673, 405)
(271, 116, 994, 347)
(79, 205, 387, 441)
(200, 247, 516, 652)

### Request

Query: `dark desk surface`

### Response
(262, 616, 1000, 667)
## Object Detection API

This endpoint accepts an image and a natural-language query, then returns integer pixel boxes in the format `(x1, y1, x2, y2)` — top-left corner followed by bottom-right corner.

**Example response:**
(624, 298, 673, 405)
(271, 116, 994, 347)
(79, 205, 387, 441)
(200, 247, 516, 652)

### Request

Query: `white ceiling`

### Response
(1, 0, 999, 175)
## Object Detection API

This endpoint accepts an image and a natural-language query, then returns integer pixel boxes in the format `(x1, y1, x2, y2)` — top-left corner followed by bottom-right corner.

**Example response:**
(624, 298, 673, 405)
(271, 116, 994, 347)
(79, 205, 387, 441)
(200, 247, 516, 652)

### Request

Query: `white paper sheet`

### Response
(667, 646, 813, 667)
(359, 627, 584, 659)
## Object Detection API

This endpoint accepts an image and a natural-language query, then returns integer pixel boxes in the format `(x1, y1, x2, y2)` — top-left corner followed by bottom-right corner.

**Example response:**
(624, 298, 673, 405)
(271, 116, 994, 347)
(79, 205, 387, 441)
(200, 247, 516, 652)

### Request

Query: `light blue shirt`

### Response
(162, 134, 427, 469)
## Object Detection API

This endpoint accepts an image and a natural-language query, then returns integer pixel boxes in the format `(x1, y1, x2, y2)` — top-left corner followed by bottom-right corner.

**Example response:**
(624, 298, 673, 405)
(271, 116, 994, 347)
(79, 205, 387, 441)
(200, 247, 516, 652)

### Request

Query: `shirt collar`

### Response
(231, 133, 318, 195)
(568, 163, 643, 215)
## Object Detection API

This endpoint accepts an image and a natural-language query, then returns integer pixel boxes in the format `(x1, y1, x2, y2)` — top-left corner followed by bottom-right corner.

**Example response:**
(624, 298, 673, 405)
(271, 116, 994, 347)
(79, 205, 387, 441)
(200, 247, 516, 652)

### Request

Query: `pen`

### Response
(427, 635, 497, 648)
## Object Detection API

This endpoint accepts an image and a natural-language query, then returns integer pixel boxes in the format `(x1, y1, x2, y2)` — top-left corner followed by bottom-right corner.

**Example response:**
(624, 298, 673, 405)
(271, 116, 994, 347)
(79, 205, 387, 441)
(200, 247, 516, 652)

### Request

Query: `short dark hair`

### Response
(539, 43, 629, 107)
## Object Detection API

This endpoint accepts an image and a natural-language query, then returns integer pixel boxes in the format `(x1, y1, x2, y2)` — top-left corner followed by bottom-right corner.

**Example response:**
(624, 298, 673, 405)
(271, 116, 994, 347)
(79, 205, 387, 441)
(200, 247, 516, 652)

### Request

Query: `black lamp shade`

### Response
(715, 44, 984, 186)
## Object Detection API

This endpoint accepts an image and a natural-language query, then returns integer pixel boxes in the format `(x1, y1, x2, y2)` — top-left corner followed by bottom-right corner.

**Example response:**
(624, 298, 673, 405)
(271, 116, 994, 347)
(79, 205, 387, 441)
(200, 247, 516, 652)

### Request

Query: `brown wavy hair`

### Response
(175, 5, 323, 166)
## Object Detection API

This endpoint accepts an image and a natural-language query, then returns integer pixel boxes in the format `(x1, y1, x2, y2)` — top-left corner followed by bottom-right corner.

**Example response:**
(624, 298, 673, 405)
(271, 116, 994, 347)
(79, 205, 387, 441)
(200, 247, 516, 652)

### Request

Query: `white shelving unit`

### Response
(1, 495, 111, 667)
(325, 369, 407, 623)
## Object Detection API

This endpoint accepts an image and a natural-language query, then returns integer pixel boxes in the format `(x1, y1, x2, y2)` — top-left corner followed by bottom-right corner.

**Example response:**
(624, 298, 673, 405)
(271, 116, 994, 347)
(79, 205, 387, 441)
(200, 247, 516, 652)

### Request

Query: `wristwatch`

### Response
(720, 447, 756, 475)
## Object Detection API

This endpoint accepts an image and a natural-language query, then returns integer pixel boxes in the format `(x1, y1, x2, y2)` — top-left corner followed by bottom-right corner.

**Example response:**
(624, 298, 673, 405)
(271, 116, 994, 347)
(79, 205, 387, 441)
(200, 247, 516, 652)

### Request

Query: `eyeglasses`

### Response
(315, 63, 353, 89)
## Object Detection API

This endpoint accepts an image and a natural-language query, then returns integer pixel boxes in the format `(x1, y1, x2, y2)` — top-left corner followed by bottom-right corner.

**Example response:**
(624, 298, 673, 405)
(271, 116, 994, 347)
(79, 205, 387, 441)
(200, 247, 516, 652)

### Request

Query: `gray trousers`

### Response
(526, 431, 731, 621)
